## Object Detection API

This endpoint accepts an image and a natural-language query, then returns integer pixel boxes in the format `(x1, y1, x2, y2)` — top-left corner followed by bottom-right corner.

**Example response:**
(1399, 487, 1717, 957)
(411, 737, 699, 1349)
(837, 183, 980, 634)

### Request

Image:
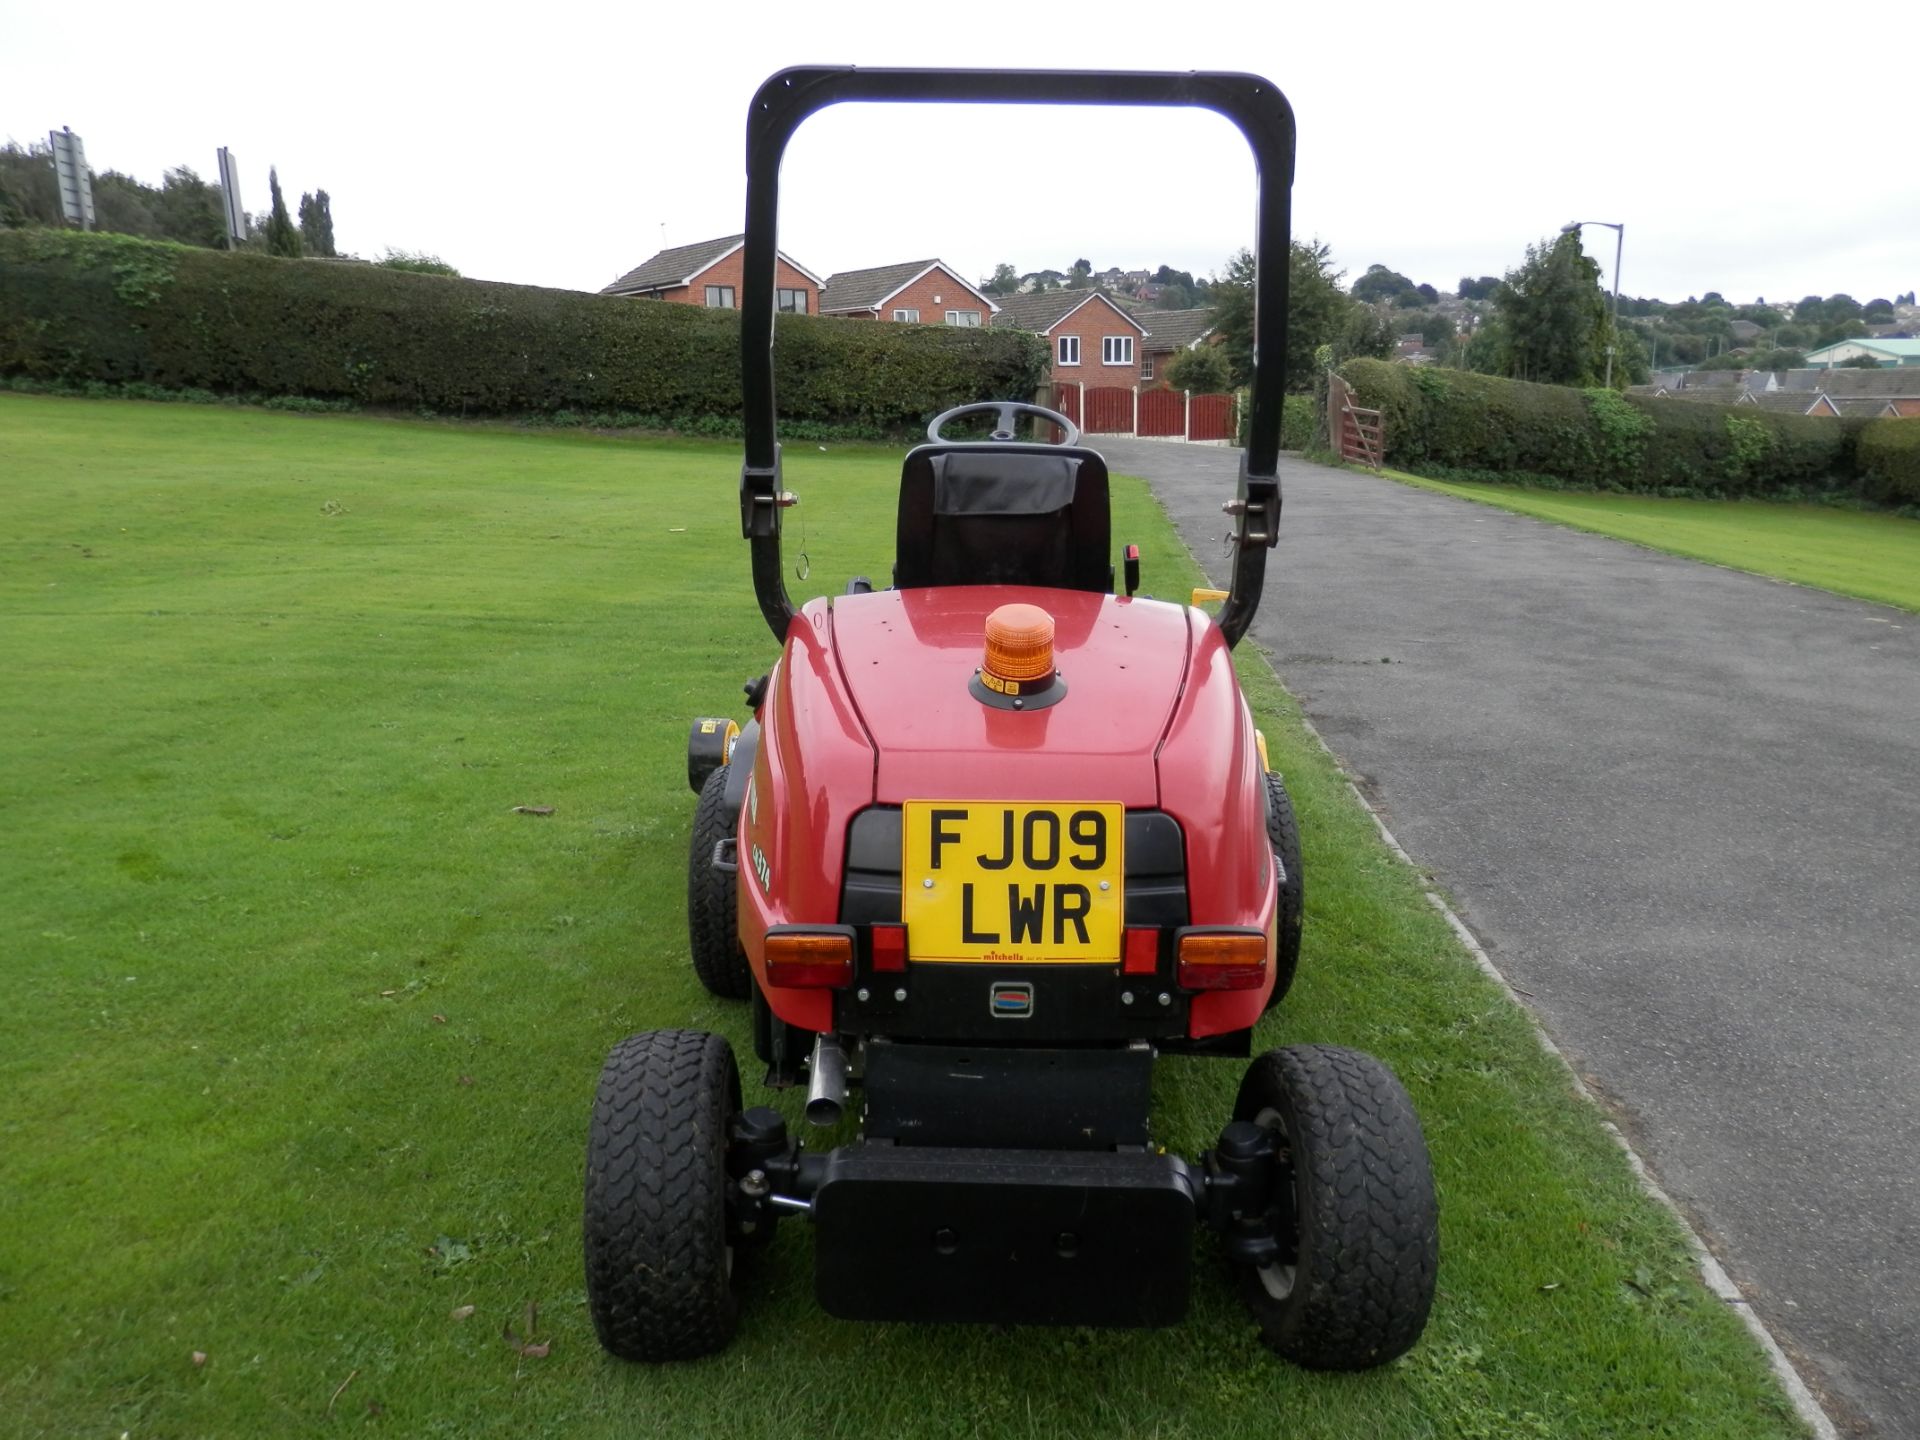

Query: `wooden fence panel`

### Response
(1084, 386, 1134, 434)
(1137, 388, 1184, 437)
(1189, 393, 1234, 441)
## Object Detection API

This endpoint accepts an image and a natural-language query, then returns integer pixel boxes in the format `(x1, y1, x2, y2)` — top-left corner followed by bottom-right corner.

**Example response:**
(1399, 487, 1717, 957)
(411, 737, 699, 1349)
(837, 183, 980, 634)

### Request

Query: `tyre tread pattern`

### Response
(1264, 770, 1305, 1009)
(583, 1029, 739, 1361)
(688, 768, 750, 999)
(1234, 1043, 1438, 1369)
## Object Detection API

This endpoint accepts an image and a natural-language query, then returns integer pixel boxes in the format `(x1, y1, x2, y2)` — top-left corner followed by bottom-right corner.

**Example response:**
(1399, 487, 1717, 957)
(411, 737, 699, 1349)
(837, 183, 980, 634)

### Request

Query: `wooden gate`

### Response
(1328, 373, 1383, 468)
(1137, 388, 1184, 438)
(1189, 393, 1234, 442)
(1042, 381, 1081, 443)
(1084, 386, 1134, 435)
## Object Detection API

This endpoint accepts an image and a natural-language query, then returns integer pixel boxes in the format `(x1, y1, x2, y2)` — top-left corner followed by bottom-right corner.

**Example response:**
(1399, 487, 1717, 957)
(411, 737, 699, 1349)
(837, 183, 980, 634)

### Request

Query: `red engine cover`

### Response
(741, 589, 1276, 1036)
(832, 587, 1187, 806)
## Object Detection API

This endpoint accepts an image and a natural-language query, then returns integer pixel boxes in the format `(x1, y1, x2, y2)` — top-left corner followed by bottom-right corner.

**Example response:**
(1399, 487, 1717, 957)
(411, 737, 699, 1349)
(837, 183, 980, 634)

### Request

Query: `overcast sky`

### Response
(6, 0, 1915, 306)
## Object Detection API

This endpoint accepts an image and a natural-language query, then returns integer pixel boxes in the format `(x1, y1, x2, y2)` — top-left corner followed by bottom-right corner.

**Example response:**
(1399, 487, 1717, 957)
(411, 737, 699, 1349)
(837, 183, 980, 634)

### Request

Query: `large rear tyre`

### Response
(688, 769, 750, 999)
(584, 1030, 741, 1361)
(1232, 1044, 1438, 1370)
(1263, 771, 1305, 1010)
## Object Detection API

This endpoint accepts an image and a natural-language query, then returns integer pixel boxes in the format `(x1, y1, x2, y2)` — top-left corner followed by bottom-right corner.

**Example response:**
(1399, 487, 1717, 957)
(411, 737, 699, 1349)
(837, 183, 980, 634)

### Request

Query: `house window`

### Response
(1057, 334, 1081, 366)
(892, 308, 921, 322)
(777, 288, 808, 314)
(1102, 335, 1135, 366)
(1140, 354, 1156, 380)
(945, 310, 981, 327)
(704, 285, 736, 309)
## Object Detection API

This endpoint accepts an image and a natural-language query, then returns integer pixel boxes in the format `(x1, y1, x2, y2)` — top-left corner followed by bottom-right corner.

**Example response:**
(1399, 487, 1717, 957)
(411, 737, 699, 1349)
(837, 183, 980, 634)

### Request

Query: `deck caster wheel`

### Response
(584, 1030, 742, 1361)
(1231, 1044, 1437, 1369)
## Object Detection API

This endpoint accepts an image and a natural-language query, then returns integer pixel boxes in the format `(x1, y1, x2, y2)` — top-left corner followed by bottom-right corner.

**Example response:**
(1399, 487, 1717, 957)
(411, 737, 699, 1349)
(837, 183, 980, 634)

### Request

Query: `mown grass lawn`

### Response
(0, 395, 1805, 1438)
(1380, 466, 1920, 612)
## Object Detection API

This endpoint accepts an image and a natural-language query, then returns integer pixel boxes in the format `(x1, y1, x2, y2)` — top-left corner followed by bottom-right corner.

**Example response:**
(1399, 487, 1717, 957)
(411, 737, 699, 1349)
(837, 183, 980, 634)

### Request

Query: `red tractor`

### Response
(585, 67, 1437, 1371)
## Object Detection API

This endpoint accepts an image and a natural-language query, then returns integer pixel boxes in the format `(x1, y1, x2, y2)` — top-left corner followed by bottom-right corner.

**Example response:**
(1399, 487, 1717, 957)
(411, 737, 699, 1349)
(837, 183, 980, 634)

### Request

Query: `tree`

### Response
(1416, 311, 1456, 346)
(90, 171, 163, 238)
(1333, 303, 1398, 364)
(1456, 275, 1500, 301)
(981, 262, 1019, 295)
(1840, 354, 1884, 369)
(1067, 258, 1092, 289)
(0, 141, 62, 228)
(1211, 239, 1351, 391)
(1165, 345, 1233, 393)
(298, 189, 336, 257)
(1864, 297, 1894, 320)
(1752, 348, 1805, 371)
(1475, 231, 1613, 386)
(1351, 263, 1414, 304)
(264, 168, 302, 257)
(1822, 294, 1862, 322)
(1414, 282, 1438, 303)
(375, 248, 459, 277)
(156, 167, 226, 248)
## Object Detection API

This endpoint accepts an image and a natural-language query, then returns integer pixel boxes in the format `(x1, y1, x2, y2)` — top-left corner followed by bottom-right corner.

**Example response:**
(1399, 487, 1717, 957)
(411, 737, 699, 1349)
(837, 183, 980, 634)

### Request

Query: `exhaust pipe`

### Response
(805, 1033, 848, 1128)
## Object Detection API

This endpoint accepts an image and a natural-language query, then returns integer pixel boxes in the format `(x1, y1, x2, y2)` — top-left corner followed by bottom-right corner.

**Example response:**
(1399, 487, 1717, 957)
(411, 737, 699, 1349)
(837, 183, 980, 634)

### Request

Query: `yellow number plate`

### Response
(901, 802, 1124, 963)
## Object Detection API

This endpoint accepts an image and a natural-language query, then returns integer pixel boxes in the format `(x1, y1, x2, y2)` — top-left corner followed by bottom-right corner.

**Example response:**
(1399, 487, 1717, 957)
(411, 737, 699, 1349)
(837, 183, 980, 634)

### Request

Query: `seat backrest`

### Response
(893, 444, 1112, 592)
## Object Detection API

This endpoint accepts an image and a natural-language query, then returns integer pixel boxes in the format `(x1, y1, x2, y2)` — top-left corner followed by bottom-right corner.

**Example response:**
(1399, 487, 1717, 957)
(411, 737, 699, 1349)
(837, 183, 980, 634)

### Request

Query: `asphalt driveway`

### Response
(1102, 438, 1920, 1436)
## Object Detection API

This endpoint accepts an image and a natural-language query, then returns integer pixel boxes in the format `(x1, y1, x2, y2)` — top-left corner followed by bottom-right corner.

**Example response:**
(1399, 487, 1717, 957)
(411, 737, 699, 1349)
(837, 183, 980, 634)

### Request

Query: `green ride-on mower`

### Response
(585, 66, 1438, 1371)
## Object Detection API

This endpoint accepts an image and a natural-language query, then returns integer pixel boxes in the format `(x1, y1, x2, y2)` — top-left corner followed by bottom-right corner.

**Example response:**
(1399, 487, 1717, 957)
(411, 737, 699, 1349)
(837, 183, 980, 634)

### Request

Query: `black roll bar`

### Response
(739, 67, 1295, 646)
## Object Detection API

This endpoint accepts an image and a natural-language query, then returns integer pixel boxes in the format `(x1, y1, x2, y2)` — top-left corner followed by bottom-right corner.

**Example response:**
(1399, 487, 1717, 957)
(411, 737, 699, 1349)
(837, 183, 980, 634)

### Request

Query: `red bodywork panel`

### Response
(837, 587, 1184, 806)
(739, 589, 1275, 1036)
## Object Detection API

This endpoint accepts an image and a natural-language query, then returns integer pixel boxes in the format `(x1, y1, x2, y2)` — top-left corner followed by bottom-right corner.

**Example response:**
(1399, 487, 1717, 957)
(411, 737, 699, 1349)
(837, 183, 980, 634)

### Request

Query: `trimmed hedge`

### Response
(1339, 358, 1877, 501)
(1859, 418, 1920, 504)
(1238, 392, 1316, 450)
(0, 230, 1051, 433)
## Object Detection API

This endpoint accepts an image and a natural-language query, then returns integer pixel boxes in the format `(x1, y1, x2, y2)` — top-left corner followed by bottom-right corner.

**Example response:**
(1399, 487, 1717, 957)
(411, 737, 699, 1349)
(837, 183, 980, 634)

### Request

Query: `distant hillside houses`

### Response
(1630, 365, 1920, 418)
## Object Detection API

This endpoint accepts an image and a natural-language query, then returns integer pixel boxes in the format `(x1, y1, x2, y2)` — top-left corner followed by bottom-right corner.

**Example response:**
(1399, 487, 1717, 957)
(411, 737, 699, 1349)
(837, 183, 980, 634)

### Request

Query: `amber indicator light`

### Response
(1175, 931, 1268, 991)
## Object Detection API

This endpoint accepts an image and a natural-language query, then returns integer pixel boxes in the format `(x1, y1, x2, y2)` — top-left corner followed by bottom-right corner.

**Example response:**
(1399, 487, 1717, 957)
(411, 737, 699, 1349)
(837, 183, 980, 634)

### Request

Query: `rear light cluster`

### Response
(764, 926, 855, 988)
(764, 924, 1267, 992)
(764, 924, 904, 988)
(1174, 928, 1268, 991)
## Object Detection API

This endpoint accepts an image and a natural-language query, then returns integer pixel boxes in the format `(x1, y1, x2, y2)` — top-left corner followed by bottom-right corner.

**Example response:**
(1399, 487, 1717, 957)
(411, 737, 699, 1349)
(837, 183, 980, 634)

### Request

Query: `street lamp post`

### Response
(1561, 220, 1625, 388)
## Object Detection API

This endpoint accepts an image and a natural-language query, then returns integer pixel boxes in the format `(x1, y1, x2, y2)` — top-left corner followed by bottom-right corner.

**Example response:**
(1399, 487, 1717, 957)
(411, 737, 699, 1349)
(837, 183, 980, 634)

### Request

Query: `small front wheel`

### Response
(584, 1029, 741, 1361)
(1231, 1044, 1438, 1369)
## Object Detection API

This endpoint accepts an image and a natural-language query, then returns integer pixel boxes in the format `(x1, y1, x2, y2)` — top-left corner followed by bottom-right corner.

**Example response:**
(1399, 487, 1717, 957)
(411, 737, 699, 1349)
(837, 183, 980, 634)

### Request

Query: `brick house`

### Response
(990, 290, 1148, 390)
(600, 234, 823, 313)
(1131, 307, 1218, 388)
(817, 259, 999, 326)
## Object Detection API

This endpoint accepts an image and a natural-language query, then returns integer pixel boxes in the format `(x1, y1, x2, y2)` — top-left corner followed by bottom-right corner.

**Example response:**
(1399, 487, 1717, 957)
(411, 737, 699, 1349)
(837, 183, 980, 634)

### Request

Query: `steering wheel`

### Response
(926, 401, 1081, 447)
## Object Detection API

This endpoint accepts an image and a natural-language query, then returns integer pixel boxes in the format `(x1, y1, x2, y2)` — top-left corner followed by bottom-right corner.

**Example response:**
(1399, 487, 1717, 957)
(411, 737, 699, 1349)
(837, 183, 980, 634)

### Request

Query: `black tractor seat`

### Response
(893, 443, 1113, 593)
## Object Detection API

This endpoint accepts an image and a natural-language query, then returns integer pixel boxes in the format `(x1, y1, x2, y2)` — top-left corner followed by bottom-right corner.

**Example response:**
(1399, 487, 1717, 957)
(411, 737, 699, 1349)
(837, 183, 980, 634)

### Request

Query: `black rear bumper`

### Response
(811, 1143, 1197, 1326)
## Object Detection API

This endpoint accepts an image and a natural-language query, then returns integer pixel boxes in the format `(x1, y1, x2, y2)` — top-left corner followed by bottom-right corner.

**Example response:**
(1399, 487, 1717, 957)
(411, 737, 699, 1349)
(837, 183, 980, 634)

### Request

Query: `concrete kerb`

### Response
(1285, 703, 1839, 1440)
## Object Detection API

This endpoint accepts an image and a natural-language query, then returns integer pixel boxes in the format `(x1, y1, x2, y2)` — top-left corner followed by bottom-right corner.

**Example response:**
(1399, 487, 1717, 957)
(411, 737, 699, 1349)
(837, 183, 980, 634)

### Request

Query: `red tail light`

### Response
(1175, 928, 1268, 991)
(1122, 927, 1159, 976)
(764, 927, 855, 988)
(870, 924, 908, 973)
